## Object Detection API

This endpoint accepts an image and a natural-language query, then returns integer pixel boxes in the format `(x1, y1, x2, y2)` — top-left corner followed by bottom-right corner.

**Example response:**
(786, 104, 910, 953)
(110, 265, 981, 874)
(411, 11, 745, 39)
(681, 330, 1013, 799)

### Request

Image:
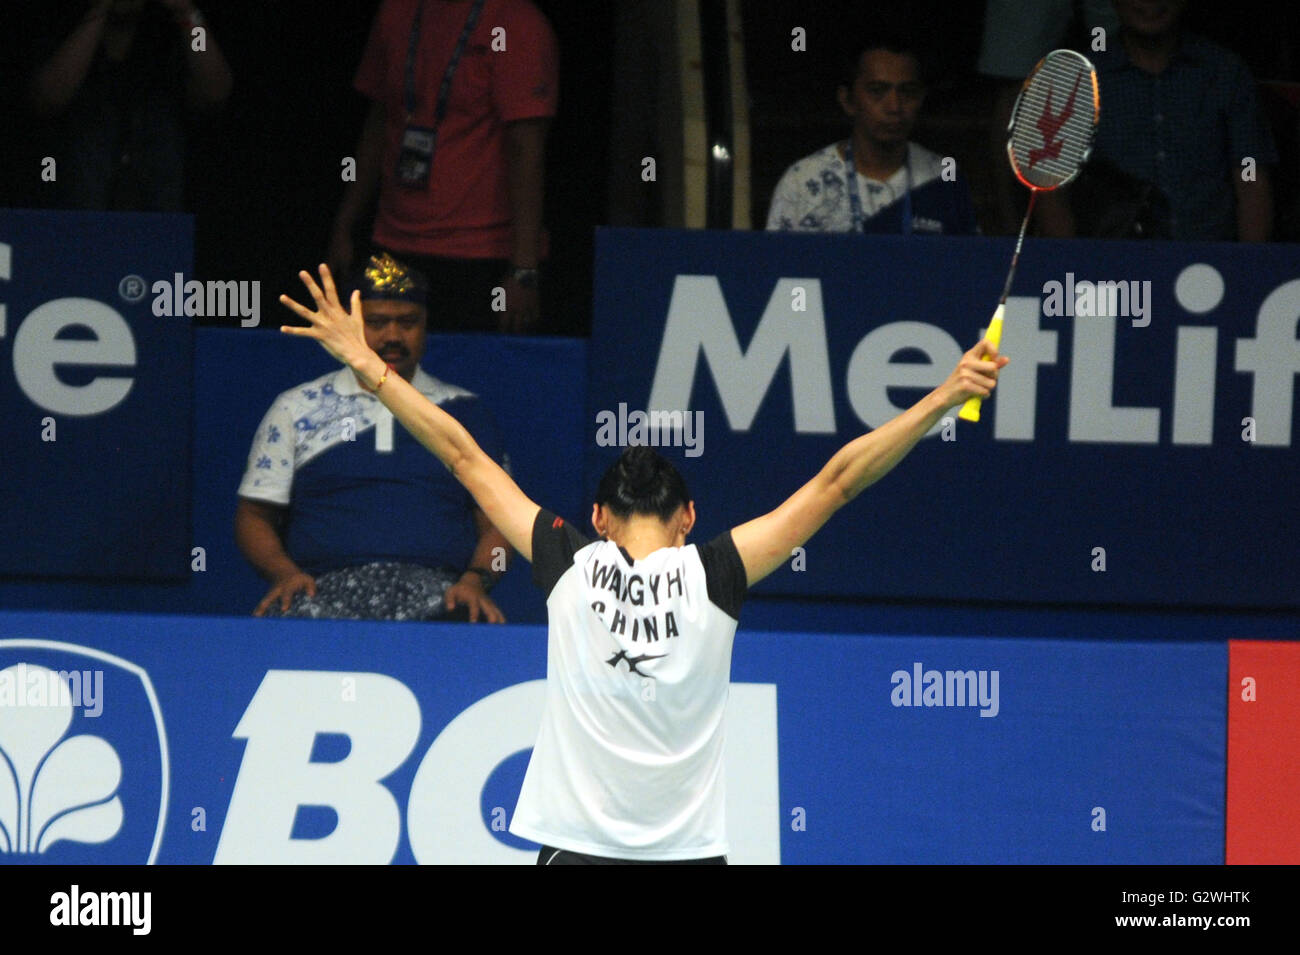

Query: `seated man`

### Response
(235, 253, 512, 621)
(1038, 0, 1278, 240)
(1090, 0, 1276, 241)
(766, 36, 978, 235)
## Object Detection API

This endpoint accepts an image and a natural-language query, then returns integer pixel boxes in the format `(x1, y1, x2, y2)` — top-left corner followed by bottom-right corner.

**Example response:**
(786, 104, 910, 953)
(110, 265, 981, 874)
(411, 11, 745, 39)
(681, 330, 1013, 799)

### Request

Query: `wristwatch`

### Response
(466, 566, 498, 590)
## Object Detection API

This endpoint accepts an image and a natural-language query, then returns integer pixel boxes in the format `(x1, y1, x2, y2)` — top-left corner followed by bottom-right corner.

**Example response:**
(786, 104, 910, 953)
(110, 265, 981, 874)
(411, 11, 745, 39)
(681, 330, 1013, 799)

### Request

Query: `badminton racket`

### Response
(959, 48, 1100, 423)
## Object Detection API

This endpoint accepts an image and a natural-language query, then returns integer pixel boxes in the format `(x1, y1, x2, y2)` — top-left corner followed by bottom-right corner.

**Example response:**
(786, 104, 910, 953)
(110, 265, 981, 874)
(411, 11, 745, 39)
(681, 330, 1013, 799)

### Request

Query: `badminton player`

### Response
(280, 264, 1008, 864)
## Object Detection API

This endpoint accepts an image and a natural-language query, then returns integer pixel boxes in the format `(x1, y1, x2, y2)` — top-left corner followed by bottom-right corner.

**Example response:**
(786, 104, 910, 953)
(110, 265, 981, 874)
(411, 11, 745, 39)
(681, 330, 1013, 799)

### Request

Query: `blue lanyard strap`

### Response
(404, 0, 488, 123)
(844, 139, 913, 236)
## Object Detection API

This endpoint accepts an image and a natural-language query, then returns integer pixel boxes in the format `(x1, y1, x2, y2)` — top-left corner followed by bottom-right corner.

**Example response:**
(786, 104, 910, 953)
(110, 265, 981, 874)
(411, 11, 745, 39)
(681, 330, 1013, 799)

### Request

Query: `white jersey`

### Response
(509, 509, 749, 860)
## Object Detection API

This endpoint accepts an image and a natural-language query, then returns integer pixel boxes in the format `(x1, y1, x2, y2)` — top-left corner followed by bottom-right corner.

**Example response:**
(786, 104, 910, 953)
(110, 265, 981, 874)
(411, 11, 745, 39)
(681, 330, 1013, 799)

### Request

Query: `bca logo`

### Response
(215, 674, 780, 864)
(0, 641, 168, 864)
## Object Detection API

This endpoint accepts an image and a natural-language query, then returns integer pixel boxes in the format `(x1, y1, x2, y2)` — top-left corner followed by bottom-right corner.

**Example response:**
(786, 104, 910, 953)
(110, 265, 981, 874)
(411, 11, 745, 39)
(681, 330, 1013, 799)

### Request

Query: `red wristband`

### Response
(358, 363, 393, 394)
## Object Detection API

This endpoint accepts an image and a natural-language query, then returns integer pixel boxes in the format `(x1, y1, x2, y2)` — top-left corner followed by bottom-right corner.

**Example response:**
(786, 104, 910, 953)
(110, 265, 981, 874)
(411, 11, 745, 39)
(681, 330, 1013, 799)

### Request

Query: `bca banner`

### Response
(0, 210, 193, 579)
(0, 610, 1223, 864)
(591, 228, 1300, 608)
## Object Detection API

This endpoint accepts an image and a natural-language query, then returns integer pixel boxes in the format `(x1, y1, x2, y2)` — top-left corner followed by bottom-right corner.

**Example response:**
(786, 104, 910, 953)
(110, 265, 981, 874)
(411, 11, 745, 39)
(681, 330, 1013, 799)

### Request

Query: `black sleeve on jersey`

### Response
(532, 508, 593, 597)
(697, 530, 748, 620)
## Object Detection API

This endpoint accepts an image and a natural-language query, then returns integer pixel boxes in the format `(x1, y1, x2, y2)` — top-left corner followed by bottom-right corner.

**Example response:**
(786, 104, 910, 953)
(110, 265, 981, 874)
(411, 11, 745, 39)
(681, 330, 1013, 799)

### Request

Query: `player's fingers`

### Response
(318, 263, 339, 305)
(278, 324, 318, 338)
(349, 289, 363, 320)
(298, 269, 326, 306)
(970, 337, 1000, 360)
(253, 593, 271, 617)
(468, 599, 480, 623)
(305, 579, 317, 597)
(278, 294, 318, 322)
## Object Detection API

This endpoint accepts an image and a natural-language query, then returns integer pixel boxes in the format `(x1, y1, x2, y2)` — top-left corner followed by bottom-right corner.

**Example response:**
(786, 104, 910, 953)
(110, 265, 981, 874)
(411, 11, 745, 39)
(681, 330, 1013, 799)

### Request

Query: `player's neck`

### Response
(609, 519, 679, 559)
(847, 132, 907, 181)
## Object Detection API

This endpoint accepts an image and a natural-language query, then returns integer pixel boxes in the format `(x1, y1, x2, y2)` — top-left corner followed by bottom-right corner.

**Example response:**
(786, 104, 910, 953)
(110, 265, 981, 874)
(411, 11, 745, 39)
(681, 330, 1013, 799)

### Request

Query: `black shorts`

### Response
(537, 845, 726, 865)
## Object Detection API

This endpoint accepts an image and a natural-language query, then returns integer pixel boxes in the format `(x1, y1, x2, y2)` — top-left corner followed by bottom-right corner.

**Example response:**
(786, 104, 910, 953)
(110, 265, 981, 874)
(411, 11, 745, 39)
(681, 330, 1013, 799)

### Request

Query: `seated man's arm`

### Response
(443, 507, 513, 623)
(1235, 164, 1273, 242)
(234, 497, 317, 615)
(765, 166, 804, 231)
(467, 506, 512, 580)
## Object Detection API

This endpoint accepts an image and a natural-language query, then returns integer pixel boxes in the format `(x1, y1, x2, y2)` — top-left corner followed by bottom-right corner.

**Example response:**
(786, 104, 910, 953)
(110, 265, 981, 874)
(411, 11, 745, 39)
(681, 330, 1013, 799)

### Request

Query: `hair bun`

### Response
(623, 446, 657, 493)
(594, 444, 692, 523)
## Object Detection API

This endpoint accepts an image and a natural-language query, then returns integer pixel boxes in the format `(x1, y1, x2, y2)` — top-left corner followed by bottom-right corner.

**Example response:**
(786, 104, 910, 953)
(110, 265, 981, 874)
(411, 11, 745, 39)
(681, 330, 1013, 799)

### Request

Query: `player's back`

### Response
(509, 509, 748, 860)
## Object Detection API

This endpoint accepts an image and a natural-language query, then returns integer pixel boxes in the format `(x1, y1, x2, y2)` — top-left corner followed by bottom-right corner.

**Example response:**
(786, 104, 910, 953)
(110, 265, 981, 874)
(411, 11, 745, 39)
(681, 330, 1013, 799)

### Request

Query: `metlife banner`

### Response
(0, 610, 1223, 864)
(591, 228, 1300, 608)
(0, 210, 193, 579)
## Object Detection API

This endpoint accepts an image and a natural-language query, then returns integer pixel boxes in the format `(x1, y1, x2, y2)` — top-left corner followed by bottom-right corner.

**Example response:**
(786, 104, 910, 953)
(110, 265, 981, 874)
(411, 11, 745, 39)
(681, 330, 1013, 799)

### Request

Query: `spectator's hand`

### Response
(443, 576, 506, 623)
(499, 274, 539, 334)
(326, 229, 355, 282)
(254, 571, 317, 616)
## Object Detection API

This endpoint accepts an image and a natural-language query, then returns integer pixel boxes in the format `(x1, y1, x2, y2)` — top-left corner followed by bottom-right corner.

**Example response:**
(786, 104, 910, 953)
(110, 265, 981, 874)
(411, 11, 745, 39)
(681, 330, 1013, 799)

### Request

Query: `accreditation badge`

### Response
(395, 126, 437, 188)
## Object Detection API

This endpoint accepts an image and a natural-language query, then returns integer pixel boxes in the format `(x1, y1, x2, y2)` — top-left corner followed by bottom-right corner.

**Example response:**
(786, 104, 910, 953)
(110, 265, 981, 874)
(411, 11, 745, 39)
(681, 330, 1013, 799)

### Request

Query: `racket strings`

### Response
(1009, 53, 1098, 189)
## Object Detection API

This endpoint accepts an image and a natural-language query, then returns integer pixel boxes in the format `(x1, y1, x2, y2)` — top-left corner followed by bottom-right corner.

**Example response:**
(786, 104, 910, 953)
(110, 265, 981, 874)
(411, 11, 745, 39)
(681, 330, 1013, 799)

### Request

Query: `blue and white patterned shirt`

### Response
(765, 141, 978, 235)
(238, 365, 509, 575)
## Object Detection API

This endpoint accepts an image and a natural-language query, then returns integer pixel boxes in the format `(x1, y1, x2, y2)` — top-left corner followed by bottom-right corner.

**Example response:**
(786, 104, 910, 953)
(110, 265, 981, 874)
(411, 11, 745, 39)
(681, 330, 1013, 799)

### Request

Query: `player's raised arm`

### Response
(729, 339, 1009, 587)
(279, 265, 541, 560)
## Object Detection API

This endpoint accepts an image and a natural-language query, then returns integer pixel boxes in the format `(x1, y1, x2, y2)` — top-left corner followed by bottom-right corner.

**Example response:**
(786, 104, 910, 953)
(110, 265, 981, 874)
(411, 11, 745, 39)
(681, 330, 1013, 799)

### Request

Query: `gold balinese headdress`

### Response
(349, 253, 427, 302)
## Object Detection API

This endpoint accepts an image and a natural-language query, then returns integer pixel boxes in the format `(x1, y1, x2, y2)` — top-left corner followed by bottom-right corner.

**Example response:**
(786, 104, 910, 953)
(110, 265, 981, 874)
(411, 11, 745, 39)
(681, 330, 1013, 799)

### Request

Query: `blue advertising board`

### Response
(0, 211, 193, 579)
(0, 322, 585, 623)
(0, 610, 1224, 864)
(590, 228, 1300, 608)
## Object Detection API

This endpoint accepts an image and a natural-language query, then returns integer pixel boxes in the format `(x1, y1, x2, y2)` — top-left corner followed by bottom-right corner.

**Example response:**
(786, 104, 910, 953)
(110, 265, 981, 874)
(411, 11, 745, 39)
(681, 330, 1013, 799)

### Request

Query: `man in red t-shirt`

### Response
(329, 0, 558, 333)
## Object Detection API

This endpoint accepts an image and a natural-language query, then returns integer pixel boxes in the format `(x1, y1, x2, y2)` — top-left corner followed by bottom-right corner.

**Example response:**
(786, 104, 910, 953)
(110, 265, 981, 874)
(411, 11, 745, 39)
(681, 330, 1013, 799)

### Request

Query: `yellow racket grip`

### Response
(957, 305, 1005, 423)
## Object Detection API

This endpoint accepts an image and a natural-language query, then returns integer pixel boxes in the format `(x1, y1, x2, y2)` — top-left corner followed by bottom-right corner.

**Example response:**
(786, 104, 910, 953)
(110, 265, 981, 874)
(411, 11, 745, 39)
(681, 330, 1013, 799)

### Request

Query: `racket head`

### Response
(1006, 49, 1100, 191)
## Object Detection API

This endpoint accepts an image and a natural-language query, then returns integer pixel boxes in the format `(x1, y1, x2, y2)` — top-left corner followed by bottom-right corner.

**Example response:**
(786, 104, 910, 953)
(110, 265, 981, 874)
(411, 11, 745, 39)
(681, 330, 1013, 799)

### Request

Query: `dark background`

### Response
(1, 0, 1295, 335)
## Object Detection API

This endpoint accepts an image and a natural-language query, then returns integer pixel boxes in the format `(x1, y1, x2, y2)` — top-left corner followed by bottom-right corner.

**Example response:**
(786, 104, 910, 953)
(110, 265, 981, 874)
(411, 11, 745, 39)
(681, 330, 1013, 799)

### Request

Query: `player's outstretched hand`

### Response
(938, 337, 1010, 409)
(279, 264, 371, 370)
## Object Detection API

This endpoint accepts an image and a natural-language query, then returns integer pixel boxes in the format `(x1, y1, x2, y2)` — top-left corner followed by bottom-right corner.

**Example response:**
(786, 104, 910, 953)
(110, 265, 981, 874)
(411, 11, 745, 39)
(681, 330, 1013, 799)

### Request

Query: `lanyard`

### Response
(404, 0, 488, 123)
(844, 139, 913, 236)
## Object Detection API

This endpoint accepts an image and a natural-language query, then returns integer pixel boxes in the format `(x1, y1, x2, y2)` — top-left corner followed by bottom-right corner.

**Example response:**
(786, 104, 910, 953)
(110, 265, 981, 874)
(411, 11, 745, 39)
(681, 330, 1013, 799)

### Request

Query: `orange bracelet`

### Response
(359, 362, 392, 394)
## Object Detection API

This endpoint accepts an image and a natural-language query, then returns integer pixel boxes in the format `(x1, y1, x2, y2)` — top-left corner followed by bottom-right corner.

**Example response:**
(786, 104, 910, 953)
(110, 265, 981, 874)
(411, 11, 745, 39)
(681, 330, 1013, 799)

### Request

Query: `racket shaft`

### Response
(961, 192, 1035, 424)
